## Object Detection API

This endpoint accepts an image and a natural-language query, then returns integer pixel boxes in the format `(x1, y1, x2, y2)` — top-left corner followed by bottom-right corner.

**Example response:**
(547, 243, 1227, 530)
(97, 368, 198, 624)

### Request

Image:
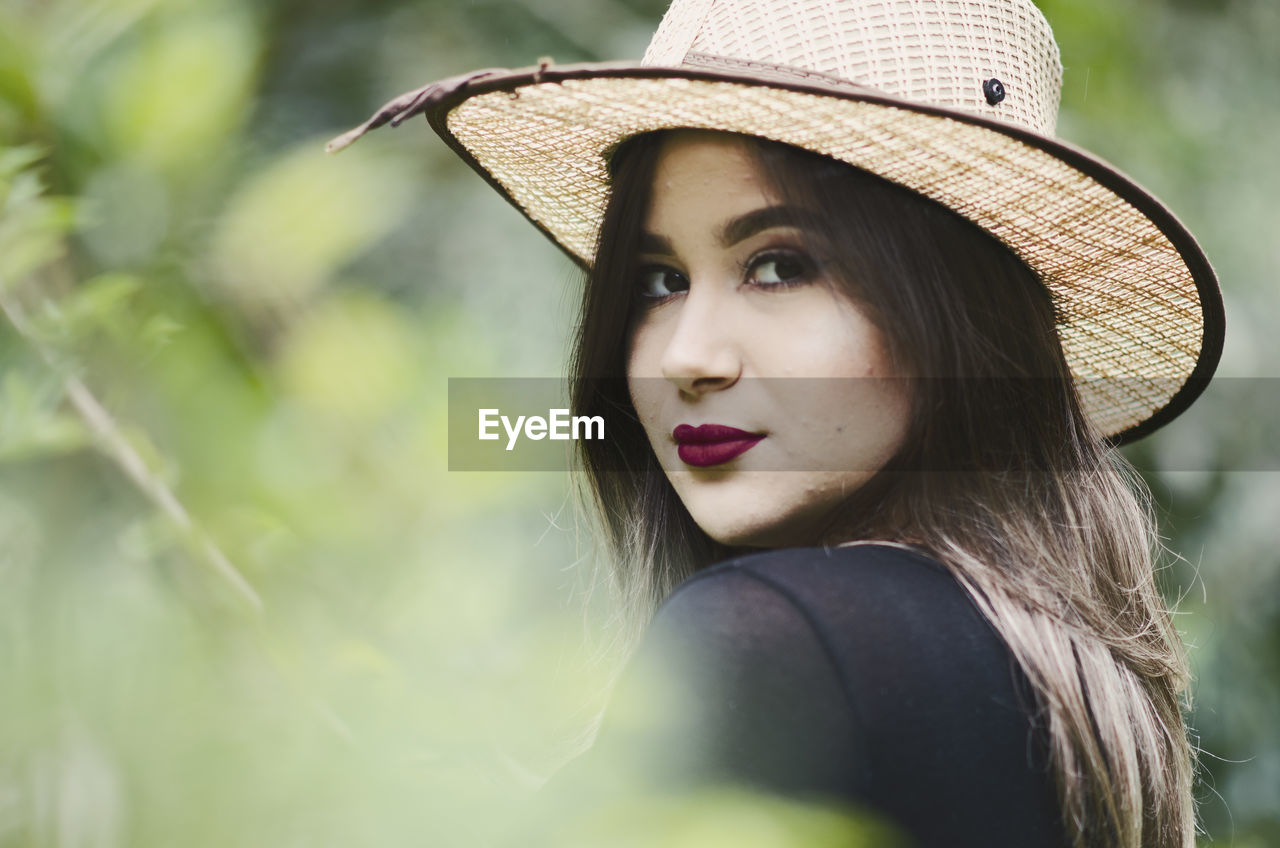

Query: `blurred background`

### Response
(0, 0, 1276, 845)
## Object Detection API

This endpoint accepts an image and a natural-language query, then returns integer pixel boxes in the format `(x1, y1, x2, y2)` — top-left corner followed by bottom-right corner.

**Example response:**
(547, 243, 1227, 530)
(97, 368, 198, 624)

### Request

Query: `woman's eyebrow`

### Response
(718, 205, 806, 247)
(639, 232, 673, 255)
(638, 206, 808, 256)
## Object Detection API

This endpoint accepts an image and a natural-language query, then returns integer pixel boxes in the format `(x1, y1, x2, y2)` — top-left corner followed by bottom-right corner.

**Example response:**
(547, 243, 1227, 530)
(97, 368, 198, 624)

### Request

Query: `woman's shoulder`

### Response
(662, 542, 978, 641)
(703, 540, 945, 579)
(642, 542, 1063, 846)
(656, 542, 1025, 721)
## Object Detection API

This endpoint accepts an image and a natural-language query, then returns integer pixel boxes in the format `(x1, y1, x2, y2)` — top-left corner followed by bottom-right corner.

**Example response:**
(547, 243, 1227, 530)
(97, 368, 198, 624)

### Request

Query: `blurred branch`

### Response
(0, 146, 263, 613)
(0, 291, 263, 612)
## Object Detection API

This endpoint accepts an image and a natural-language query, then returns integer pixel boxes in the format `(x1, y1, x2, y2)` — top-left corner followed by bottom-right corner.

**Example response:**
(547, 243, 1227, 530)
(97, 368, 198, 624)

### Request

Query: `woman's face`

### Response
(625, 132, 912, 548)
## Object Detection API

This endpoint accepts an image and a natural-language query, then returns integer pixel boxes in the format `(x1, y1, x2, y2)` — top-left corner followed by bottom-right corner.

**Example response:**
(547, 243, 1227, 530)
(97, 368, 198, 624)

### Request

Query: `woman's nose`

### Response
(660, 284, 742, 396)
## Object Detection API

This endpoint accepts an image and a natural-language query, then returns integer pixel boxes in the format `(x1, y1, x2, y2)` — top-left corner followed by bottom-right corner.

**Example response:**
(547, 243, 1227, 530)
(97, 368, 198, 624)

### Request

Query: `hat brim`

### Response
(343, 61, 1223, 444)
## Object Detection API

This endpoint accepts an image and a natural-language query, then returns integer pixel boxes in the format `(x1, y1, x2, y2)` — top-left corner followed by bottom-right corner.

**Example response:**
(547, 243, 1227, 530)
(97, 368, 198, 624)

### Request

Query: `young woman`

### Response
(331, 1, 1224, 845)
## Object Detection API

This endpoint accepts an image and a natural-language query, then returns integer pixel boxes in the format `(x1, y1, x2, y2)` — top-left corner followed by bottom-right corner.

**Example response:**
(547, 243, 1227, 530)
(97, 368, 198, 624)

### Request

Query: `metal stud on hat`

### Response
(329, 0, 1223, 443)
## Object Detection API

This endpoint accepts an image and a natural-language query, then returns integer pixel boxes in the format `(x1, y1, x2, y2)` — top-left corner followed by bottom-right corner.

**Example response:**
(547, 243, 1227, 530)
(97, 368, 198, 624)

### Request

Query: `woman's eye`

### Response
(747, 251, 814, 287)
(636, 266, 689, 299)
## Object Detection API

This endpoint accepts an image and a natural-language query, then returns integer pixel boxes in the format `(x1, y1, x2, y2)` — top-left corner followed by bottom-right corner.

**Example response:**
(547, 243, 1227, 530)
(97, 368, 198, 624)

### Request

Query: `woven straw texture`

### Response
(404, 0, 1214, 440)
(643, 0, 1062, 135)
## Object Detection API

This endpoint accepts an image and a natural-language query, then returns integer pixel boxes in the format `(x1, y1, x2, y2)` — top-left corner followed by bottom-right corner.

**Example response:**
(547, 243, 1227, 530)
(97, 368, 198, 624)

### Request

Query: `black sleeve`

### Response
(540, 545, 1069, 848)
(563, 566, 868, 802)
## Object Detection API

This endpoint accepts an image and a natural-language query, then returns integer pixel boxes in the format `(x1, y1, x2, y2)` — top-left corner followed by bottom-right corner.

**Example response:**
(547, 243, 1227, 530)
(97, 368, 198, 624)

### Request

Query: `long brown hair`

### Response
(570, 130, 1196, 848)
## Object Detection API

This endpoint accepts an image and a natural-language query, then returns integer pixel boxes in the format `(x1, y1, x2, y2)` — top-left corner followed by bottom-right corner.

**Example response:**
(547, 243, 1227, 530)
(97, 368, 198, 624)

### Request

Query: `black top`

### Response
(548, 544, 1069, 847)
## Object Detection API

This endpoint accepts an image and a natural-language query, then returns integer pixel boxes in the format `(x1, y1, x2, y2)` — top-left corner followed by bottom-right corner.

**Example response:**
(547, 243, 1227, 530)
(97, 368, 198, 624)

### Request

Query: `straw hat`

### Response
(328, 0, 1223, 443)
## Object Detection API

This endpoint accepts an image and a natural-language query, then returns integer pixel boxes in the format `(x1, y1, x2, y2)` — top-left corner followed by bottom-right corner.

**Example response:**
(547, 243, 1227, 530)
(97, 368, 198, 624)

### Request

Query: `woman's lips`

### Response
(672, 423, 765, 467)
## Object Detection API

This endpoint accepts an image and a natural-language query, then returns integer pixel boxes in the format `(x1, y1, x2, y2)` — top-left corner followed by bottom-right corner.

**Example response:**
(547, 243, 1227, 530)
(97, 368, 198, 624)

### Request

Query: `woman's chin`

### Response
(670, 468, 873, 550)
(685, 502, 828, 550)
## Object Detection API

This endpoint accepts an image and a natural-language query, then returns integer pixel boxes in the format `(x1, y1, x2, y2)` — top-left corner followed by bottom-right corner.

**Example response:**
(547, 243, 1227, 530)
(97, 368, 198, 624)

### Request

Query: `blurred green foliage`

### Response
(0, 0, 1277, 845)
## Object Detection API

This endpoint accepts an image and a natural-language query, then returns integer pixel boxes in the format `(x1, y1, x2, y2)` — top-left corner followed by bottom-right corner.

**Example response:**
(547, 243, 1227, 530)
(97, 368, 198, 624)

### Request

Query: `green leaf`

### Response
(139, 313, 184, 351)
(0, 145, 45, 182)
(0, 159, 74, 288)
(0, 413, 89, 461)
(57, 273, 144, 339)
(0, 371, 89, 462)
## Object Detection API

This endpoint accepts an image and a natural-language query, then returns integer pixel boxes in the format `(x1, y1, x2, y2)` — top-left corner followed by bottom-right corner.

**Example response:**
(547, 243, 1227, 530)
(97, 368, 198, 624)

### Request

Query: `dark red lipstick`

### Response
(672, 424, 765, 467)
